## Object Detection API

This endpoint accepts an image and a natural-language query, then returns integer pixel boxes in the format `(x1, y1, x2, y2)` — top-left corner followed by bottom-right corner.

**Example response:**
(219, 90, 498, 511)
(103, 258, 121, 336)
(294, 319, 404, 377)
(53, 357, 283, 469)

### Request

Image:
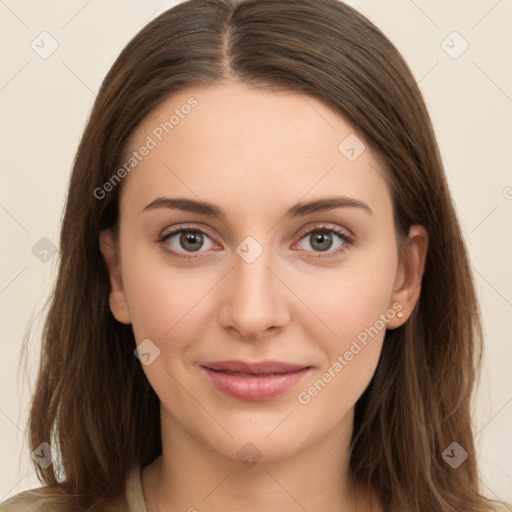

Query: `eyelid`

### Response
(294, 222, 354, 242)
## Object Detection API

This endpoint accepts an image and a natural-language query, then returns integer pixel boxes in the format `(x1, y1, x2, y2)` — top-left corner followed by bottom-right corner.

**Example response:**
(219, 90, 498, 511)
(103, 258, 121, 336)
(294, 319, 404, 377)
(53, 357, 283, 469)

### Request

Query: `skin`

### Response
(99, 80, 428, 512)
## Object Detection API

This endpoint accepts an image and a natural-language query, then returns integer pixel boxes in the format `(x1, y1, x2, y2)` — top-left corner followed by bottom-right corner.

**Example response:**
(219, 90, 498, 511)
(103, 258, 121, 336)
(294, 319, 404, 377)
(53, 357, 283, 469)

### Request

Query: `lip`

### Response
(201, 360, 313, 401)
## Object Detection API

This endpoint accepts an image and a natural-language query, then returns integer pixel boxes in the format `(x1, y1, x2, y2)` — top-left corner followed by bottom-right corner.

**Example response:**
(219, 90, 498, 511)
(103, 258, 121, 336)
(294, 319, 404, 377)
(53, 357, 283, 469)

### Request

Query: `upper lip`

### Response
(202, 360, 310, 374)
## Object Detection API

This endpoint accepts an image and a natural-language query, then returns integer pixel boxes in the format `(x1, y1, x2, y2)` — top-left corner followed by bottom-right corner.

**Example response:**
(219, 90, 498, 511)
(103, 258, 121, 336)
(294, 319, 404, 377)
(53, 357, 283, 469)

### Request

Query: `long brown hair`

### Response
(6, 0, 509, 510)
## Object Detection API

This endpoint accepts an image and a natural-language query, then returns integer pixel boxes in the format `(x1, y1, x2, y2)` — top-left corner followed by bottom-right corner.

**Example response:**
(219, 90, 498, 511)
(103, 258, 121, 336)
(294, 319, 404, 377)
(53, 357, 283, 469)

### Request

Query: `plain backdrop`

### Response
(1, 0, 511, 503)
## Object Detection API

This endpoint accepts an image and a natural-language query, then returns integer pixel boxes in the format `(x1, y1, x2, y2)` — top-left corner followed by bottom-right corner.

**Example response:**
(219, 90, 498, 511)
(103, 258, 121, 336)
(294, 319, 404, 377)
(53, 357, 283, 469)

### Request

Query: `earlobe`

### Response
(98, 229, 132, 325)
(387, 225, 429, 329)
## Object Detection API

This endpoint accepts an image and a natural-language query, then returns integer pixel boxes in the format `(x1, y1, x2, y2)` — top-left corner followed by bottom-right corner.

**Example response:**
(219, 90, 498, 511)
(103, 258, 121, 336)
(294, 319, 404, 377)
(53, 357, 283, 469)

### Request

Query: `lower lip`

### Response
(202, 366, 312, 401)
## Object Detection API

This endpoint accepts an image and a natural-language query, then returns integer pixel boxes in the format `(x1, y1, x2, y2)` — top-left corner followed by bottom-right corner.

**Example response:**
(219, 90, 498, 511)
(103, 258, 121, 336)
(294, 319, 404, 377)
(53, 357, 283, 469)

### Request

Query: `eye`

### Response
(157, 223, 354, 261)
(158, 226, 217, 260)
(295, 224, 354, 259)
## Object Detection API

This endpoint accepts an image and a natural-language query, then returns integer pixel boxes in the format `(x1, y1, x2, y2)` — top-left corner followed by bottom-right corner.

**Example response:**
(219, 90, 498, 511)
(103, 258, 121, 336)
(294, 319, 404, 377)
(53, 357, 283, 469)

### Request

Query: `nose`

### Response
(218, 243, 290, 341)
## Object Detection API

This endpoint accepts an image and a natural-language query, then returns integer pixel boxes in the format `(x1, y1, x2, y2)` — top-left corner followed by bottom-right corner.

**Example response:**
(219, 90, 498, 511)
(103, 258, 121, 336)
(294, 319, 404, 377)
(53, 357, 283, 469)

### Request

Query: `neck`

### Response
(142, 408, 381, 512)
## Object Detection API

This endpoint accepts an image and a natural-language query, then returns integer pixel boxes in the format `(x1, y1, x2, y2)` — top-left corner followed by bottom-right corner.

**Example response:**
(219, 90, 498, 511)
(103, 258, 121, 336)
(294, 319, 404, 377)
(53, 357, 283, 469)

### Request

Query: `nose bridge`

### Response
(219, 234, 288, 338)
(235, 240, 273, 298)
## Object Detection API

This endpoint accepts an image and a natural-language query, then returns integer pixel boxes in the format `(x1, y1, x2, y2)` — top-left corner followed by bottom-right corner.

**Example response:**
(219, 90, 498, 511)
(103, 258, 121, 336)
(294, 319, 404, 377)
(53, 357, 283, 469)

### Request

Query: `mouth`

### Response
(201, 360, 313, 401)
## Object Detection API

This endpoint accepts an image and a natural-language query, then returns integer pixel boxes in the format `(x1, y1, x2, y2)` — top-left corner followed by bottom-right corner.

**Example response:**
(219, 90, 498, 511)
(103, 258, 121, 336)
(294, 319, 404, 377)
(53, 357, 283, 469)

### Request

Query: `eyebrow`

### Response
(142, 195, 374, 219)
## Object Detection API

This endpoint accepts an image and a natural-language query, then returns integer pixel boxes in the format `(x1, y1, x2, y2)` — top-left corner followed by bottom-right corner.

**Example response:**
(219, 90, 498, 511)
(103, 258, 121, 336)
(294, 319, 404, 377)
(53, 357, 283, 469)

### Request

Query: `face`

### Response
(100, 80, 427, 464)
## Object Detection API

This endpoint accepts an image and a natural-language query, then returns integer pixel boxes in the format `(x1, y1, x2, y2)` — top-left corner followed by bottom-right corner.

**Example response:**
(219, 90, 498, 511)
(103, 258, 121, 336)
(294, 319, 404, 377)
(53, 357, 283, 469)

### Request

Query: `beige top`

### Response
(0, 465, 147, 512)
(3, 468, 512, 511)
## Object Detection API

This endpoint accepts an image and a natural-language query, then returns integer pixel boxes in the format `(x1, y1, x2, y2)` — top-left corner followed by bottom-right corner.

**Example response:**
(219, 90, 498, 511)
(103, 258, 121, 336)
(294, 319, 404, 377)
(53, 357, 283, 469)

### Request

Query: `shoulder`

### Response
(0, 487, 130, 512)
(0, 488, 68, 512)
(0, 466, 142, 512)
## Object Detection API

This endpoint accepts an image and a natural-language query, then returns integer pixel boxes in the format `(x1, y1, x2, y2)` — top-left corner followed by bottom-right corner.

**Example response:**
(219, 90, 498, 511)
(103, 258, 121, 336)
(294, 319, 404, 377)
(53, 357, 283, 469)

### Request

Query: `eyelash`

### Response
(157, 224, 354, 261)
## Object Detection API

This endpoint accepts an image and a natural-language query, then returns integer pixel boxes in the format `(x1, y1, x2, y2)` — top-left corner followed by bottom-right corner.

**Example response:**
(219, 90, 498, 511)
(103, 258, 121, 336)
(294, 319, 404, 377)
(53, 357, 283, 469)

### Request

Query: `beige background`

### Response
(1, 0, 511, 503)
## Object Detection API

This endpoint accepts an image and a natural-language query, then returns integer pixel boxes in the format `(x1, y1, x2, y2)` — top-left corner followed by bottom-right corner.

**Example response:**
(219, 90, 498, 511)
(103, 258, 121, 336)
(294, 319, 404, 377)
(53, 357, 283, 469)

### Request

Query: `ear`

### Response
(99, 229, 131, 324)
(386, 225, 429, 329)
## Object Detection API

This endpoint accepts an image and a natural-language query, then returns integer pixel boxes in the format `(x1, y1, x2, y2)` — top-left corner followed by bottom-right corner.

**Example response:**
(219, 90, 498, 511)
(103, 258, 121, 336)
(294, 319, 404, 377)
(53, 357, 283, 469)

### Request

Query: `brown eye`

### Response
(296, 225, 354, 259)
(177, 231, 205, 252)
(308, 231, 334, 252)
(159, 227, 216, 259)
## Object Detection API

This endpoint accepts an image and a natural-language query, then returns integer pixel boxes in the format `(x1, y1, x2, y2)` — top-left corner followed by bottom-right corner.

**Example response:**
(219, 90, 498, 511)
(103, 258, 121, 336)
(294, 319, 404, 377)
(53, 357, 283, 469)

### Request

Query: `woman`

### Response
(2, 0, 510, 511)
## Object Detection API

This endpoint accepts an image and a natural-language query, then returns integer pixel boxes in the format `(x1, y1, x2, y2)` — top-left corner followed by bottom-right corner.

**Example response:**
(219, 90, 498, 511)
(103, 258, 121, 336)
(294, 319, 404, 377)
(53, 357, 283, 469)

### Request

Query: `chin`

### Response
(201, 416, 314, 465)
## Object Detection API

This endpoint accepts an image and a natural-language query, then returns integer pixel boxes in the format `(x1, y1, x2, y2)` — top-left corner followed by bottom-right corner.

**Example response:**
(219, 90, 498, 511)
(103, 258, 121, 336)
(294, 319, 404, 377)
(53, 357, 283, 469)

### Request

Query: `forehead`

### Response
(121, 81, 390, 219)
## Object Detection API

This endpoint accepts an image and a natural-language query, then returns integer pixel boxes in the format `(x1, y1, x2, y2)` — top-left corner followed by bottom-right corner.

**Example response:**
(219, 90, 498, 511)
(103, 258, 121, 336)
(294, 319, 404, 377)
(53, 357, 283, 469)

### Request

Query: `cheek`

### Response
(292, 243, 397, 401)
(122, 245, 217, 359)
(294, 272, 394, 416)
(125, 269, 191, 341)
(295, 249, 397, 345)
